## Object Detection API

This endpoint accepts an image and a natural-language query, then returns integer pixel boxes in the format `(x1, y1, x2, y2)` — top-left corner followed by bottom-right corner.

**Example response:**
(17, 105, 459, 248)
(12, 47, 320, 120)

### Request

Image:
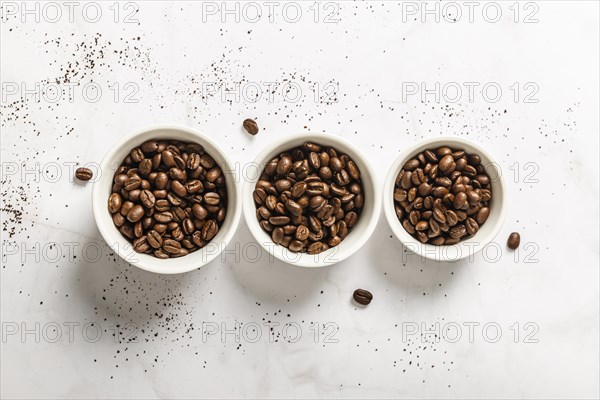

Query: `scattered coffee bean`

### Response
(108, 140, 227, 258)
(243, 118, 259, 135)
(353, 288, 373, 305)
(394, 146, 492, 245)
(253, 142, 364, 254)
(75, 167, 93, 181)
(507, 232, 520, 250)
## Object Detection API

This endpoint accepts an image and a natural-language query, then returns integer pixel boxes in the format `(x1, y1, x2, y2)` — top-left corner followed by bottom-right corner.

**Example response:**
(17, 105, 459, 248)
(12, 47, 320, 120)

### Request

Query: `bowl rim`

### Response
(92, 124, 242, 274)
(242, 132, 382, 268)
(382, 136, 508, 262)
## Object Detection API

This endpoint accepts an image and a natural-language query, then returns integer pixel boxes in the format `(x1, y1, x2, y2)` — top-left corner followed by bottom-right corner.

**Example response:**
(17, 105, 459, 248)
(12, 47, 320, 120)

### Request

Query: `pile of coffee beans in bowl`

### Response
(108, 140, 227, 258)
(393, 146, 492, 245)
(253, 142, 364, 254)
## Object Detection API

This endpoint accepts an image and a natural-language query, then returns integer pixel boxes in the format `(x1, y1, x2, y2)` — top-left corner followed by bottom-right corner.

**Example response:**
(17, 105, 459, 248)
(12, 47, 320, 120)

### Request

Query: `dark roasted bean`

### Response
(243, 118, 259, 135)
(163, 239, 181, 255)
(127, 205, 145, 222)
(75, 167, 93, 181)
(507, 232, 520, 250)
(108, 193, 122, 213)
(465, 218, 479, 235)
(353, 289, 373, 305)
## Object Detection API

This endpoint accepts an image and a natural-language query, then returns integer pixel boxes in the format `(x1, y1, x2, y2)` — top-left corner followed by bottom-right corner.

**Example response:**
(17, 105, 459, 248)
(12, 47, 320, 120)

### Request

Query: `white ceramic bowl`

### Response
(243, 133, 381, 268)
(383, 136, 507, 262)
(92, 124, 241, 274)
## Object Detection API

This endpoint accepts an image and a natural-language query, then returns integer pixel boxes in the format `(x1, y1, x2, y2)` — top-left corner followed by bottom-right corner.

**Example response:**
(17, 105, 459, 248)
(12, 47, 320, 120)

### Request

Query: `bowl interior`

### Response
(93, 126, 240, 274)
(383, 137, 507, 261)
(243, 133, 380, 267)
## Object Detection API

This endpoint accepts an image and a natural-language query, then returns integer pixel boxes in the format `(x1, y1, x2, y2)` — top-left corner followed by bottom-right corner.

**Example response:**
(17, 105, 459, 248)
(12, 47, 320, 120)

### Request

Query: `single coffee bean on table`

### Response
(393, 146, 492, 245)
(353, 288, 373, 305)
(75, 167, 93, 181)
(507, 232, 520, 250)
(243, 118, 259, 135)
(107, 139, 227, 259)
(253, 142, 365, 254)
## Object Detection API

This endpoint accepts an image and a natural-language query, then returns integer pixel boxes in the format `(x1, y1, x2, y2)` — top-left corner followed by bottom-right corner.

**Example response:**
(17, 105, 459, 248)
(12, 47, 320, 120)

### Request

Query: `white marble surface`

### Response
(1, 1, 599, 398)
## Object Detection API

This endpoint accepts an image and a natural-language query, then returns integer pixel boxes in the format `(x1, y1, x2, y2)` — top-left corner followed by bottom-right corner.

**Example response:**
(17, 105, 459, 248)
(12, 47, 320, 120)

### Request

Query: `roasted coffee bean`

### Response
(186, 179, 203, 194)
(285, 200, 302, 216)
(120, 223, 134, 239)
(171, 180, 187, 197)
(243, 118, 259, 135)
(198, 154, 214, 169)
(202, 220, 219, 240)
(162, 150, 176, 167)
(203, 192, 220, 205)
(127, 205, 145, 223)
(119, 201, 134, 217)
(288, 240, 304, 252)
(182, 218, 195, 235)
(394, 146, 492, 245)
(446, 210, 458, 226)
(206, 167, 222, 183)
(163, 239, 182, 255)
(152, 249, 168, 259)
(453, 192, 468, 209)
(146, 230, 163, 248)
(138, 159, 152, 176)
(418, 183, 432, 196)
(403, 159, 420, 171)
(112, 212, 126, 227)
(168, 168, 185, 180)
(465, 218, 479, 235)
(134, 221, 144, 238)
(141, 140, 159, 154)
(75, 167, 93, 181)
(307, 241, 324, 254)
(154, 172, 168, 189)
(353, 289, 373, 305)
(415, 220, 429, 231)
(275, 179, 292, 192)
(402, 220, 415, 234)
(108, 193, 122, 213)
(187, 153, 201, 170)
(295, 225, 310, 241)
(130, 148, 144, 163)
(253, 142, 364, 253)
(401, 171, 413, 189)
(436, 147, 452, 157)
(346, 161, 360, 180)
(133, 236, 150, 253)
(291, 182, 307, 198)
(476, 207, 490, 224)
(394, 188, 407, 202)
(409, 211, 420, 226)
(272, 227, 284, 244)
(507, 232, 520, 250)
(253, 188, 267, 205)
(439, 155, 456, 175)
(277, 156, 293, 176)
(449, 224, 466, 239)
(269, 216, 290, 226)
(124, 175, 141, 191)
(139, 189, 155, 209)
